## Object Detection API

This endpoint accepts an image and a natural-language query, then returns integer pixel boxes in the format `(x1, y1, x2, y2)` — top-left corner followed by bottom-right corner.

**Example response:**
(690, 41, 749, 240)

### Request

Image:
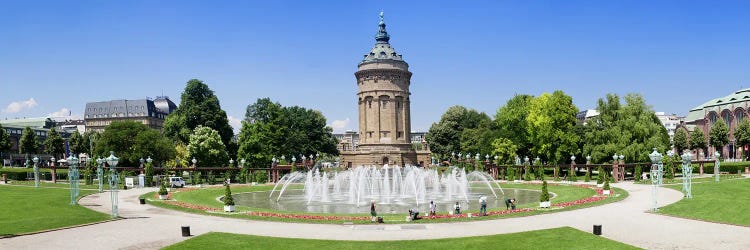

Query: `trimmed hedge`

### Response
(0, 168, 70, 181)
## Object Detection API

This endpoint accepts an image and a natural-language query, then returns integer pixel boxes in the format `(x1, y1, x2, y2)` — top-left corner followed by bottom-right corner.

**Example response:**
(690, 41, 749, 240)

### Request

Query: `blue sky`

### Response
(2, 1, 749, 133)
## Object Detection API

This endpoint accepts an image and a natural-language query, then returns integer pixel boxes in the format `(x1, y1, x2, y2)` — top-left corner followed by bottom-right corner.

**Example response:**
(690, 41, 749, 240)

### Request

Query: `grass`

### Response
(145, 182, 627, 224)
(8, 180, 100, 190)
(0, 185, 110, 236)
(658, 178, 750, 226)
(163, 227, 638, 250)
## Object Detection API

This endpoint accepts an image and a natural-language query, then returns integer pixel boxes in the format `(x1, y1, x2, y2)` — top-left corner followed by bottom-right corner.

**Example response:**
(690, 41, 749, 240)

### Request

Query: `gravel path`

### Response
(2, 181, 749, 250)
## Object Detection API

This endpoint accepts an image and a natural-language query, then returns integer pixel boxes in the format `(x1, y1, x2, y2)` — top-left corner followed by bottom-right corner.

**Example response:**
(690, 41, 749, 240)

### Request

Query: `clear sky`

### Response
(2, 1, 749, 133)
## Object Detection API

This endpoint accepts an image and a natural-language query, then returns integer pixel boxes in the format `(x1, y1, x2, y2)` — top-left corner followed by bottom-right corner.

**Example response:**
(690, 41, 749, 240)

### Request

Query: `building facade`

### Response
(655, 112, 684, 141)
(682, 88, 750, 159)
(339, 13, 430, 168)
(84, 96, 176, 132)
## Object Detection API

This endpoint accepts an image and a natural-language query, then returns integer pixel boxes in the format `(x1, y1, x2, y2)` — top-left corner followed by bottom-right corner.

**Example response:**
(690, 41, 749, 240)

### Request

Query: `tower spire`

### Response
(375, 11, 390, 43)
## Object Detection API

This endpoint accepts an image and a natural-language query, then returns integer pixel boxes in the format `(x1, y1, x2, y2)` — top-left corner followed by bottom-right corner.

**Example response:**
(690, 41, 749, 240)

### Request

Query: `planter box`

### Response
(539, 201, 551, 208)
(596, 184, 604, 188)
(159, 194, 168, 200)
(467, 213, 473, 218)
(224, 205, 235, 212)
(603, 190, 611, 195)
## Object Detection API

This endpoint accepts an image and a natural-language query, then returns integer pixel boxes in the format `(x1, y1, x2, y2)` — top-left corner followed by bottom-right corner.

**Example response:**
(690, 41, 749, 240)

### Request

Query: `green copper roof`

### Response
(361, 12, 405, 64)
(685, 88, 750, 122)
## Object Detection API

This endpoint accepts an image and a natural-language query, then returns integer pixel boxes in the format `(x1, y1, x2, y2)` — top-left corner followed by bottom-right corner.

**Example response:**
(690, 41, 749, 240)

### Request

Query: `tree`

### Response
(426, 106, 492, 159)
(526, 91, 579, 164)
(164, 79, 234, 150)
(709, 119, 729, 155)
(495, 94, 533, 158)
(734, 119, 750, 160)
(540, 180, 550, 202)
(583, 93, 669, 163)
(0, 123, 11, 156)
(19, 127, 38, 155)
(690, 128, 707, 160)
(237, 98, 338, 168)
(188, 126, 229, 168)
(69, 130, 84, 155)
(43, 128, 65, 159)
(491, 138, 517, 165)
(95, 121, 176, 167)
(673, 129, 689, 154)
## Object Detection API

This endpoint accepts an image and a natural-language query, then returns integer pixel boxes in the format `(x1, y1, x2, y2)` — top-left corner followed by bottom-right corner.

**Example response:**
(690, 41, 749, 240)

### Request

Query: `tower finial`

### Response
(375, 11, 390, 43)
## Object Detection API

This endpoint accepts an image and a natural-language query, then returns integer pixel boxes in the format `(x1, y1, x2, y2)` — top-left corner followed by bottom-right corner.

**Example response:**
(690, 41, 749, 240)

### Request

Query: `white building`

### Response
(655, 112, 684, 141)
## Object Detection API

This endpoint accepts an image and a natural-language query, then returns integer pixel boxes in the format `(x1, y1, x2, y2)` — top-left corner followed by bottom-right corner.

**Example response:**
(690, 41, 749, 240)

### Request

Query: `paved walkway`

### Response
(2, 181, 750, 250)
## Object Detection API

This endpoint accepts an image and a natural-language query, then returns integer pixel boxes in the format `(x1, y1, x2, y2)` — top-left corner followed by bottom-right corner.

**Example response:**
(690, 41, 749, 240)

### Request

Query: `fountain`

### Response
(254, 165, 518, 214)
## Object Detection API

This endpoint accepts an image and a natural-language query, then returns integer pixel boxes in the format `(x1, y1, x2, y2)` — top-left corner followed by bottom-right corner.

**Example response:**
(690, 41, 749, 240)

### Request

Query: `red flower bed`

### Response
(246, 211, 369, 221)
(164, 200, 221, 211)
(553, 196, 606, 208)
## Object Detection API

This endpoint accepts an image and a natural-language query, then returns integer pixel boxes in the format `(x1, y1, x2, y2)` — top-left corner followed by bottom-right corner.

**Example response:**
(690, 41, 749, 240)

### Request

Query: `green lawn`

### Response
(658, 178, 750, 226)
(145, 183, 626, 224)
(163, 227, 638, 250)
(0, 185, 110, 236)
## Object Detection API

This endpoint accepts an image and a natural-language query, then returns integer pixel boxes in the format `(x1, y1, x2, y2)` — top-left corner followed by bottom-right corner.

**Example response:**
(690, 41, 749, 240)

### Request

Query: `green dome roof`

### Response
(361, 12, 405, 64)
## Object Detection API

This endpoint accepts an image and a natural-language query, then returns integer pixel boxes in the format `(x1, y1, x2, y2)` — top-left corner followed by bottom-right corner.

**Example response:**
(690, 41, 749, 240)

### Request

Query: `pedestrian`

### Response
(479, 196, 487, 216)
(505, 198, 516, 210)
(454, 201, 461, 215)
(370, 202, 377, 222)
(429, 201, 437, 218)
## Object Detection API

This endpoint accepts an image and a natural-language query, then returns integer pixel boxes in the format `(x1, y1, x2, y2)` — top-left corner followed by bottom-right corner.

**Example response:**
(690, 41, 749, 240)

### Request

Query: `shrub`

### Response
(597, 166, 604, 184)
(524, 167, 531, 181)
(223, 184, 235, 206)
(569, 167, 577, 182)
(207, 171, 216, 185)
(584, 169, 590, 182)
(158, 180, 168, 195)
(634, 166, 642, 181)
(540, 180, 550, 202)
(603, 176, 610, 191)
(253, 170, 268, 183)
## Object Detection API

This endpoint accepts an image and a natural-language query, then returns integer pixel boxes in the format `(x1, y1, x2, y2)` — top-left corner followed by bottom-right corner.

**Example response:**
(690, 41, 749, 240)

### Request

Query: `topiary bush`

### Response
(223, 184, 235, 206)
(554, 166, 560, 181)
(569, 167, 577, 182)
(634, 166, 642, 182)
(603, 176, 610, 191)
(158, 179, 168, 195)
(540, 180, 550, 202)
(584, 169, 591, 182)
(597, 166, 604, 184)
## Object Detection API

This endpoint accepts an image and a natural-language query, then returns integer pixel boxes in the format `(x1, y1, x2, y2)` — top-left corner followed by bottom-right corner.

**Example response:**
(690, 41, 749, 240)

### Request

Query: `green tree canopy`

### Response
(95, 121, 175, 166)
(426, 106, 491, 159)
(19, 127, 38, 155)
(237, 98, 338, 168)
(673, 128, 689, 154)
(689, 128, 707, 159)
(188, 126, 229, 168)
(709, 119, 729, 154)
(164, 79, 234, 149)
(735, 119, 750, 159)
(583, 93, 669, 163)
(527, 91, 579, 164)
(490, 137, 517, 165)
(0, 123, 10, 154)
(69, 130, 84, 155)
(494, 94, 533, 158)
(43, 128, 65, 158)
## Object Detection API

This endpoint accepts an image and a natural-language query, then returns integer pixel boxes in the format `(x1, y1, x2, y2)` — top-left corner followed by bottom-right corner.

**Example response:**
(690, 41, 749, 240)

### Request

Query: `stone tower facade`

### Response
(340, 13, 430, 168)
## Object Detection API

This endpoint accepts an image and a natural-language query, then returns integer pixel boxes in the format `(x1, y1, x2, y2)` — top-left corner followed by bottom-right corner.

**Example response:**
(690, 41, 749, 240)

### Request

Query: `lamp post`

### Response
(465, 153, 471, 170)
(191, 157, 197, 168)
(96, 158, 104, 192)
(648, 148, 663, 211)
(451, 152, 456, 165)
(106, 151, 120, 218)
(32, 155, 39, 188)
(714, 151, 721, 182)
(524, 156, 530, 180)
(140, 157, 145, 169)
(67, 154, 80, 205)
(230, 158, 234, 168)
(50, 157, 55, 183)
(681, 151, 693, 198)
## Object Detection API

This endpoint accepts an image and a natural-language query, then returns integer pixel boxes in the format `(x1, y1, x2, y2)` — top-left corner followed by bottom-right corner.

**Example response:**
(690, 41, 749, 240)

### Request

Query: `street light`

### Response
(32, 156, 39, 188)
(586, 155, 591, 164)
(106, 151, 120, 218)
(714, 151, 721, 182)
(229, 158, 234, 168)
(67, 154, 80, 205)
(140, 157, 145, 169)
(571, 155, 576, 163)
(96, 157, 104, 192)
(681, 151, 693, 198)
(648, 148, 663, 211)
(191, 157, 197, 168)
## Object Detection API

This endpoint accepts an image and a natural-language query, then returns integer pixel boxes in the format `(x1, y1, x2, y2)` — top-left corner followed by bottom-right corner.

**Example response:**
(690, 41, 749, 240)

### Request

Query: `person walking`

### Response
(370, 202, 377, 222)
(479, 196, 487, 216)
(429, 201, 437, 218)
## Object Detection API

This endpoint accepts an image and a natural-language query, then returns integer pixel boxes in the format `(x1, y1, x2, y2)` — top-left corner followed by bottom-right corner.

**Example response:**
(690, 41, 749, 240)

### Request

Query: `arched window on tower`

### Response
(722, 111, 732, 126)
(736, 109, 745, 123)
